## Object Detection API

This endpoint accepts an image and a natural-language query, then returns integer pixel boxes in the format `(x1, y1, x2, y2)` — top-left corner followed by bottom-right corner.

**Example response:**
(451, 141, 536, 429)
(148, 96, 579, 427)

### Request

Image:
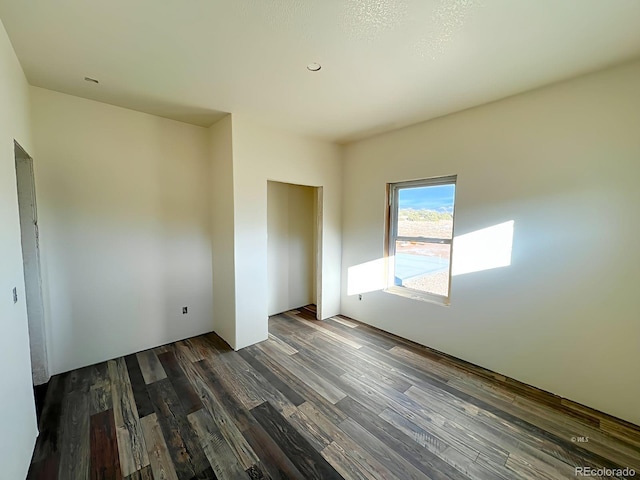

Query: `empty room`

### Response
(1, 1, 639, 479)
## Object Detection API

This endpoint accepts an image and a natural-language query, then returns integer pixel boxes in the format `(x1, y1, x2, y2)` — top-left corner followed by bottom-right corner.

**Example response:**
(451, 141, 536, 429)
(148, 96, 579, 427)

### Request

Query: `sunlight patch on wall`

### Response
(452, 220, 514, 276)
(347, 257, 387, 295)
(347, 220, 514, 295)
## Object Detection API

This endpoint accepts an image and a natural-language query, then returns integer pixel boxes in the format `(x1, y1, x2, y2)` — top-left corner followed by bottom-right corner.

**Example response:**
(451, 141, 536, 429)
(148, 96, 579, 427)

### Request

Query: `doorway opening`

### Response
(14, 141, 49, 386)
(267, 181, 322, 319)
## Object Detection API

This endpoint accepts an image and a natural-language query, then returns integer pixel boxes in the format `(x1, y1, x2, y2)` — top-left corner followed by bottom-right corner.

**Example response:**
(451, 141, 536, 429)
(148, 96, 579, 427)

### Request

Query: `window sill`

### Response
(384, 285, 450, 307)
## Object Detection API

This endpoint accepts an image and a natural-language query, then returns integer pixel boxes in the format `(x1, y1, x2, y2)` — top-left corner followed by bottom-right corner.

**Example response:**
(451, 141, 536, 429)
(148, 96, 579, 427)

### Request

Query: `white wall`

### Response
(341, 61, 640, 425)
(209, 116, 236, 348)
(0, 19, 39, 480)
(231, 116, 342, 349)
(30, 87, 214, 375)
(267, 181, 316, 315)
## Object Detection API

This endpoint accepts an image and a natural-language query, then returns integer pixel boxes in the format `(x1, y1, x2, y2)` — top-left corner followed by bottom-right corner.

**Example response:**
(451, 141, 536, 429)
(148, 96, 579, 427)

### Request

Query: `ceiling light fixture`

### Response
(84, 76, 99, 84)
(306, 62, 321, 72)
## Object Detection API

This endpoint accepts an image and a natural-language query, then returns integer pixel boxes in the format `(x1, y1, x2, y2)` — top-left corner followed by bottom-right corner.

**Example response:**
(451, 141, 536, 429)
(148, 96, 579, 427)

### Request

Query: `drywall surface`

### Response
(341, 61, 640, 425)
(30, 87, 213, 374)
(231, 116, 342, 349)
(209, 116, 236, 348)
(267, 181, 316, 315)
(0, 19, 38, 480)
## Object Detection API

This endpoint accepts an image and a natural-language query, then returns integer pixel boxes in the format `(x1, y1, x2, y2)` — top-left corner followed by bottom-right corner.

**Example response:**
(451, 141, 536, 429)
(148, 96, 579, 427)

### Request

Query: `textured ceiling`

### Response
(1, 0, 639, 142)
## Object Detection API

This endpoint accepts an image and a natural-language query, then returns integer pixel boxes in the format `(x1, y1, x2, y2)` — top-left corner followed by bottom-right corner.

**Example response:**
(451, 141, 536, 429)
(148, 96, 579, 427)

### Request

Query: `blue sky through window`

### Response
(398, 184, 455, 212)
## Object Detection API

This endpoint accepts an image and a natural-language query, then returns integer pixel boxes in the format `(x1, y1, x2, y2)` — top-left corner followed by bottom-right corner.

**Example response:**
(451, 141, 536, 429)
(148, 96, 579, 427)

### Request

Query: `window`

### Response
(386, 175, 456, 305)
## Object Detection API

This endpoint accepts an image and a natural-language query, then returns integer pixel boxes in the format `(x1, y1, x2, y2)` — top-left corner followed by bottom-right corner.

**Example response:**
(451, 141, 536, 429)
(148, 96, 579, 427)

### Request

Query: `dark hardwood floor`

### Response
(27, 306, 640, 479)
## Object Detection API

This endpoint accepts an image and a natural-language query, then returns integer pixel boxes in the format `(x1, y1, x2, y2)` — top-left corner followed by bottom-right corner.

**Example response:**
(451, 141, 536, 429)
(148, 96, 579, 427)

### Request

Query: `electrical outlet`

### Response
(182, 306, 188, 314)
(12, 287, 18, 304)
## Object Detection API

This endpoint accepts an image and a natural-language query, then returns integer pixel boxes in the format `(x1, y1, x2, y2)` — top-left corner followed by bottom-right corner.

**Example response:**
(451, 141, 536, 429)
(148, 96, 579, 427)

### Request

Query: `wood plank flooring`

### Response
(28, 305, 640, 479)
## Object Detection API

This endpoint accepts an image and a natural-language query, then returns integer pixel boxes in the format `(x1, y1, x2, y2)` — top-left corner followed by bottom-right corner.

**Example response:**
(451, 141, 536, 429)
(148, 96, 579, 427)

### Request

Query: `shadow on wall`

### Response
(347, 220, 515, 296)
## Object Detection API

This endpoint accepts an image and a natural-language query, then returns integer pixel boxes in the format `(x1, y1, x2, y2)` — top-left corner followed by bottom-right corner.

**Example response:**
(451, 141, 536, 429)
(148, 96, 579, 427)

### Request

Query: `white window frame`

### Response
(385, 175, 457, 306)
